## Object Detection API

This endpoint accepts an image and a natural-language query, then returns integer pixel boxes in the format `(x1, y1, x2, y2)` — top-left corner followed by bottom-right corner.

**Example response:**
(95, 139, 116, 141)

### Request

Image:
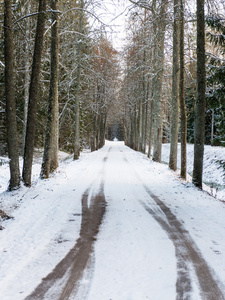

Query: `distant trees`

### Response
(123, 3, 165, 155)
(124, 0, 173, 160)
(90, 35, 119, 151)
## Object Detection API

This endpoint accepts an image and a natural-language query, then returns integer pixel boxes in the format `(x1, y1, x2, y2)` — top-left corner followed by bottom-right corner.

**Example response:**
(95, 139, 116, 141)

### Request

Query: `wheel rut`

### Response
(120, 149, 225, 299)
(141, 184, 225, 300)
(25, 150, 110, 300)
(25, 186, 106, 300)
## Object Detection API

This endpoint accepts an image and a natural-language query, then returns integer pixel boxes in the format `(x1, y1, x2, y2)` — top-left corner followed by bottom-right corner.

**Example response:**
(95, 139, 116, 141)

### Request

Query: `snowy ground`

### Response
(0, 141, 225, 299)
(161, 143, 225, 200)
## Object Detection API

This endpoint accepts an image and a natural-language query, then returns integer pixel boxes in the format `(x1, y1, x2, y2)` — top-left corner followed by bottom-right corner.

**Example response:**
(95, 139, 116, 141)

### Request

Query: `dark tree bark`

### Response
(169, 0, 180, 171)
(192, 0, 206, 188)
(99, 113, 107, 148)
(22, 1, 31, 157)
(40, 0, 59, 179)
(4, 0, 20, 190)
(179, 0, 187, 179)
(22, 0, 47, 186)
(74, 0, 84, 160)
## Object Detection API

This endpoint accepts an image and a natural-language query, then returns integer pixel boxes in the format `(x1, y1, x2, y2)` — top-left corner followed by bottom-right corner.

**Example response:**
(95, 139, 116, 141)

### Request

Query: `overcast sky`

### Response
(91, 0, 132, 51)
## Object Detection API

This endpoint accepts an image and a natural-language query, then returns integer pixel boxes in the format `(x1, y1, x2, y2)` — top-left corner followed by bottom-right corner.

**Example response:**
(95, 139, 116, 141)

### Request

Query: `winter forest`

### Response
(2, 1, 225, 299)
(1, 0, 225, 191)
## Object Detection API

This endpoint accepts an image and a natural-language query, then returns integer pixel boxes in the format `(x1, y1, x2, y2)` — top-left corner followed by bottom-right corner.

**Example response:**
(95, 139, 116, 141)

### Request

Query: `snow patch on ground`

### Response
(161, 143, 225, 200)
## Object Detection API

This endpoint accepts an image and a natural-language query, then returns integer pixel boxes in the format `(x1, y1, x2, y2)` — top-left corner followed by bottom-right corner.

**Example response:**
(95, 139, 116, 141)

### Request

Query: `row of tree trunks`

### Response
(3, 1, 118, 190)
(124, 76, 149, 153)
(91, 112, 107, 152)
(126, 0, 205, 188)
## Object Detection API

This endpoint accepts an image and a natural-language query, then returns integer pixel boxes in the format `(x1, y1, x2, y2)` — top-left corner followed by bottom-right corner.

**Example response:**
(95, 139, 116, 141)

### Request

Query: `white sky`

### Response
(90, 0, 132, 51)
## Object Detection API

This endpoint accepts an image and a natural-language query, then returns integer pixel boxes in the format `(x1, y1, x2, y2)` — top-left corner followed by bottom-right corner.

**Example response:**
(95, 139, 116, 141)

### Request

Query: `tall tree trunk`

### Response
(22, 1, 31, 156)
(179, 0, 187, 179)
(211, 109, 214, 146)
(144, 82, 150, 152)
(40, 0, 59, 179)
(91, 113, 97, 152)
(131, 109, 135, 150)
(152, 0, 167, 162)
(148, 97, 154, 158)
(138, 94, 142, 152)
(142, 96, 147, 154)
(141, 54, 146, 153)
(169, 0, 180, 171)
(4, 0, 20, 190)
(134, 104, 138, 150)
(74, 0, 84, 160)
(193, 0, 206, 188)
(141, 13, 147, 154)
(22, 0, 47, 186)
(99, 112, 106, 148)
(50, 0, 59, 171)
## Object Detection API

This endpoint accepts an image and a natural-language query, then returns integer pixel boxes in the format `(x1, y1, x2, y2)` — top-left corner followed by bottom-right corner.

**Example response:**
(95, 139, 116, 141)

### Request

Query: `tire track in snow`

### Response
(24, 185, 106, 300)
(141, 199, 193, 300)
(139, 176, 224, 298)
(25, 151, 110, 300)
(122, 148, 224, 299)
(58, 184, 106, 300)
(141, 191, 224, 300)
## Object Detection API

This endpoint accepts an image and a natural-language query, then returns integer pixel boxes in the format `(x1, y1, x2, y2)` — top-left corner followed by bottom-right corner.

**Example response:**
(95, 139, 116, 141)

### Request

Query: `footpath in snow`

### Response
(0, 141, 225, 299)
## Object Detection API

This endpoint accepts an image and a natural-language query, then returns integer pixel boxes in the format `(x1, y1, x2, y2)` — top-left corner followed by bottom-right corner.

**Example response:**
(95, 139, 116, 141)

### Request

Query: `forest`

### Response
(1, 0, 225, 190)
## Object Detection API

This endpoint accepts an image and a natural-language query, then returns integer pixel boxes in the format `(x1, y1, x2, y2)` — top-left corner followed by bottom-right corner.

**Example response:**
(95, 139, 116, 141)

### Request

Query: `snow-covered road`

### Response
(1, 141, 225, 299)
